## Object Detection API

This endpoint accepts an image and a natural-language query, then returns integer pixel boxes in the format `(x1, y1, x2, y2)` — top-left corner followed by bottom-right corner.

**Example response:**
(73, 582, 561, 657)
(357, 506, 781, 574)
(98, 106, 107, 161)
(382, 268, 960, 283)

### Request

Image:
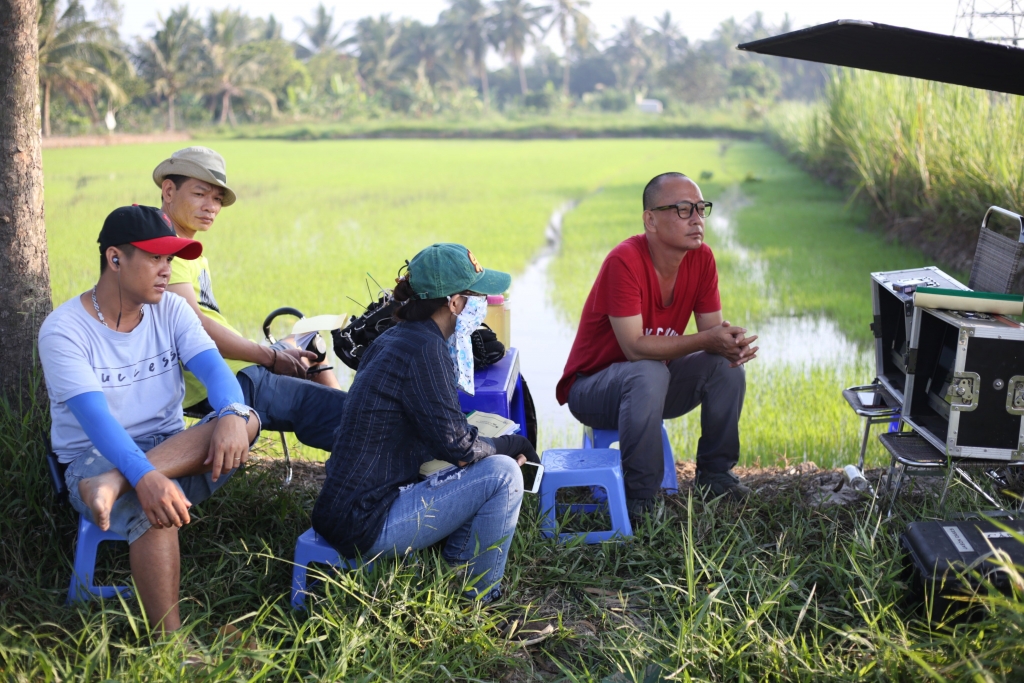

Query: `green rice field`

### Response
(45, 138, 927, 468)
(3, 138, 1021, 680)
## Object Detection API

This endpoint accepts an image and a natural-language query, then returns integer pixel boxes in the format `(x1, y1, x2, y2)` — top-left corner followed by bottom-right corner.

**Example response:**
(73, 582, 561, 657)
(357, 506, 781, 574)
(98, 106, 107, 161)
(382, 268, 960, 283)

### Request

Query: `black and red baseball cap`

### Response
(97, 205, 202, 259)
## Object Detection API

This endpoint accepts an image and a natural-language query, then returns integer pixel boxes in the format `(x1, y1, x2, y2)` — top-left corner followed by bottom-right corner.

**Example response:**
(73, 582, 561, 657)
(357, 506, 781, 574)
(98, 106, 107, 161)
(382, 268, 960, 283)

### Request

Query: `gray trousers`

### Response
(567, 352, 745, 499)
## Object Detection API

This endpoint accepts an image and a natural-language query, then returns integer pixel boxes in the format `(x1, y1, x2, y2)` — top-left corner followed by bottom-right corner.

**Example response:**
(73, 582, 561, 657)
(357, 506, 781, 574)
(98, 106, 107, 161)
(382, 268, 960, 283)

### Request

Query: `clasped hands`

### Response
(706, 321, 759, 367)
(134, 414, 252, 530)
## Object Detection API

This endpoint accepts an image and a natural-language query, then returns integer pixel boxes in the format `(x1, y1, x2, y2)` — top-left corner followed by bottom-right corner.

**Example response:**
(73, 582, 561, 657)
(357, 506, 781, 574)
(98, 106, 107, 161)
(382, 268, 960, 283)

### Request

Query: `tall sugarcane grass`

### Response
(768, 69, 1024, 227)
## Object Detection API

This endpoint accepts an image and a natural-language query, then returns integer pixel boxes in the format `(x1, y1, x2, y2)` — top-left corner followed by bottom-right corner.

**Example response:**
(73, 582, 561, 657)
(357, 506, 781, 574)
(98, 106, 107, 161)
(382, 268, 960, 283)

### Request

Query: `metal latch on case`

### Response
(948, 372, 979, 412)
(1006, 376, 1024, 415)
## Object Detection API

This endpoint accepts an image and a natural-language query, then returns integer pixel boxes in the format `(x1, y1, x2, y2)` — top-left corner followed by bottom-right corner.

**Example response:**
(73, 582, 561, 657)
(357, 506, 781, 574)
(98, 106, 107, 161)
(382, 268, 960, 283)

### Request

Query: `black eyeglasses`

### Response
(650, 200, 713, 219)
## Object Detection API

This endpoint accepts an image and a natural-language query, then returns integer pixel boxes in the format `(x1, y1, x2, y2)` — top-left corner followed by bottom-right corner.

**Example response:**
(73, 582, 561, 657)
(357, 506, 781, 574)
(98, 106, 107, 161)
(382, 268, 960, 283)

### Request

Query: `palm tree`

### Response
(490, 0, 549, 95)
(135, 6, 198, 131)
(37, 0, 131, 136)
(439, 0, 492, 105)
(607, 17, 653, 93)
(1, 0, 53, 404)
(295, 4, 343, 59)
(347, 15, 404, 96)
(546, 0, 591, 96)
(199, 9, 278, 125)
(397, 20, 449, 90)
(649, 11, 686, 67)
(261, 15, 284, 41)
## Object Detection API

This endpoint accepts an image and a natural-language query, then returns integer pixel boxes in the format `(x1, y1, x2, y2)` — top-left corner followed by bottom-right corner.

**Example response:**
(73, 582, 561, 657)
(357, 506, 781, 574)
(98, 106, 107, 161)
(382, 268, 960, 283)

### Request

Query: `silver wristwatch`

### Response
(218, 402, 251, 423)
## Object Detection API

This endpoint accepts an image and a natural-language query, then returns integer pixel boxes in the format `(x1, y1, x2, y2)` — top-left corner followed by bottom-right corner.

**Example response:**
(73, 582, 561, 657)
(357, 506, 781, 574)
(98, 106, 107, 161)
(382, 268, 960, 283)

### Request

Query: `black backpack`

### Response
(332, 294, 507, 371)
(332, 294, 400, 370)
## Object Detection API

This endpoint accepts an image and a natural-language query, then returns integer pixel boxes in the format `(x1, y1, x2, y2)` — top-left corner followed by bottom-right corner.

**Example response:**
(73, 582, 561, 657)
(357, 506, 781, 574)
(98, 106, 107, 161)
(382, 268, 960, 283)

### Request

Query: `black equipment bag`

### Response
(333, 294, 507, 371)
(900, 518, 1024, 623)
(332, 295, 400, 370)
(471, 324, 506, 367)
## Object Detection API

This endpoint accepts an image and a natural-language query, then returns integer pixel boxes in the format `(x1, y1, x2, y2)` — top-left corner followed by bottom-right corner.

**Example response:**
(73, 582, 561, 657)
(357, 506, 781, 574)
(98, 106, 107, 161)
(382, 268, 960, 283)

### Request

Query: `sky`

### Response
(120, 0, 965, 49)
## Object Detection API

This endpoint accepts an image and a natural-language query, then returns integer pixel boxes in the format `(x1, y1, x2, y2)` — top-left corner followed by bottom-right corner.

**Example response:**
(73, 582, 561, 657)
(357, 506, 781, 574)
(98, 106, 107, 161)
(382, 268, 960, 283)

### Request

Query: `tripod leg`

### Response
(938, 463, 956, 513)
(886, 461, 906, 519)
(280, 432, 293, 486)
(954, 466, 1004, 511)
(858, 417, 871, 471)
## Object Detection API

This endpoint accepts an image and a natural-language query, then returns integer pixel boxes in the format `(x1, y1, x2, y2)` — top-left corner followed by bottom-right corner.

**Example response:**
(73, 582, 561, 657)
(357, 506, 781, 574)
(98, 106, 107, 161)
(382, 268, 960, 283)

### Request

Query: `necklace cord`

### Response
(92, 284, 144, 331)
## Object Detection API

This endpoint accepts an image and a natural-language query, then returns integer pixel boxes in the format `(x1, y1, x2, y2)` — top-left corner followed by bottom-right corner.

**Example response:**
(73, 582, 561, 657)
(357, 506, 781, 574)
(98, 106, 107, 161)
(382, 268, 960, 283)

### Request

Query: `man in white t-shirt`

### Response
(39, 205, 261, 634)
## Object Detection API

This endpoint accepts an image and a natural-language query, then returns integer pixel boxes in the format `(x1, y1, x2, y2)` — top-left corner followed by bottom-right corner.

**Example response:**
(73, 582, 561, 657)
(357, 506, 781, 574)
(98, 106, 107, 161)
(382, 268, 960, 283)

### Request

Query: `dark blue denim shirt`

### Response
(312, 319, 496, 557)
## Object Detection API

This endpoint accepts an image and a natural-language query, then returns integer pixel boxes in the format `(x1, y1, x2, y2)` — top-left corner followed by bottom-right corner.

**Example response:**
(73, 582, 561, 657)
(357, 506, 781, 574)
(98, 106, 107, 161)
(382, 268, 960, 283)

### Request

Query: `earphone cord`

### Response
(116, 269, 123, 331)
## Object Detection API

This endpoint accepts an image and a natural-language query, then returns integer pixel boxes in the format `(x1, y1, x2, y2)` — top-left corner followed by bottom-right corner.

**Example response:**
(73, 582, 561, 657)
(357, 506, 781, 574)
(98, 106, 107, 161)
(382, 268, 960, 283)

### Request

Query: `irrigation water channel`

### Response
(511, 186, 870, 448)
(328, 187, 870, 450)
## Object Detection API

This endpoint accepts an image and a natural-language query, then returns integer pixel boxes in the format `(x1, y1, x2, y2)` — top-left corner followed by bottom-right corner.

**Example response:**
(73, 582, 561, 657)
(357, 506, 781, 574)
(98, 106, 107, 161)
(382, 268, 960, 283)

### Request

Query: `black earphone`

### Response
(112, 253, 123, 329)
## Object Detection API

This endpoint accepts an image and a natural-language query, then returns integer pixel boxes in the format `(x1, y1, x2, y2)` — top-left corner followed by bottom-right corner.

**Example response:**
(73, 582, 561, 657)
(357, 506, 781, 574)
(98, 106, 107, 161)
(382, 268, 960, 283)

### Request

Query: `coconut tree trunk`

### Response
(42, 80, 50, 137)
(479, 63, 489, 107)
(517, 54, 528, 95)
(219, 90, 230, 124)
(167, 92, 175, 132)
(562, 57, 570, 96)
(0, 0, 53, 404)
(84, 94, 100, 126)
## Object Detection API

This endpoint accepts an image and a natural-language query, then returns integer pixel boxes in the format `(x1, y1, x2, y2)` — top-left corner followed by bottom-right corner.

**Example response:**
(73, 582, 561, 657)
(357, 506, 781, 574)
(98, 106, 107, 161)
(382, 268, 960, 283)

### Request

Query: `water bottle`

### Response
(484, 294, 511, 349)
(842, 465, 872, 494)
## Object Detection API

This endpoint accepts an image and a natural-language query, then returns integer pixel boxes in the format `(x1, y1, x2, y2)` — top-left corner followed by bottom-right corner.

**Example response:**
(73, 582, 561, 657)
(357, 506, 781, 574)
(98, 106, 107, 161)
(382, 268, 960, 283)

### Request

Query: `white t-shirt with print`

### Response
(39, 292, 217, 461)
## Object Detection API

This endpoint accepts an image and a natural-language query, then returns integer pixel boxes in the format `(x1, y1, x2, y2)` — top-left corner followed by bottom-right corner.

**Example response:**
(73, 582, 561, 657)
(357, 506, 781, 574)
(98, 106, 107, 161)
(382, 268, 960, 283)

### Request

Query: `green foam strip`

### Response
(916, 287, 1023, 303)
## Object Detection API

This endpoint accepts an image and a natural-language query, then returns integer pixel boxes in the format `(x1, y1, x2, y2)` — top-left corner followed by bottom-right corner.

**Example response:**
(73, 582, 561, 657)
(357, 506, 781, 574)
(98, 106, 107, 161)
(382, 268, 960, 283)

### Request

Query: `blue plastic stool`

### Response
(538, 449, 633, 543)
(290, 528, 373, 609)
(582, 424, 679, 498)
(67, 514, 132, 604)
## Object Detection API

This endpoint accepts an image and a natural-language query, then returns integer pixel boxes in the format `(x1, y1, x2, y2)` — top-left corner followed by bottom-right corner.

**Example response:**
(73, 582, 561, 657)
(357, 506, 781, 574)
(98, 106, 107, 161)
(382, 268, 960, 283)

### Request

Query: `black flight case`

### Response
(870, 266, 971, 406)
(902, 306, 1024, 461)
(901, 518, 1024, 622)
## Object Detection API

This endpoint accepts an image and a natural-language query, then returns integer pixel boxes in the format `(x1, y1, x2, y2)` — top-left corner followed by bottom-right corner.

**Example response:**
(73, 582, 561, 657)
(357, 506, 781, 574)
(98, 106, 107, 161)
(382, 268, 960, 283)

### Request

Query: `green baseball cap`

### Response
(408, 243, 511, 299)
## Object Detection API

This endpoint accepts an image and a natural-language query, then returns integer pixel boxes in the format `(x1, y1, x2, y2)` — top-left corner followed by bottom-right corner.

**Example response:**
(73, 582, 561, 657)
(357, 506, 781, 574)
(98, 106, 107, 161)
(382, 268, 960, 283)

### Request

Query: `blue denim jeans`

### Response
(366, 455, 524, 601)
(64, 413, 236, 544)
(236, 365, 346, 452)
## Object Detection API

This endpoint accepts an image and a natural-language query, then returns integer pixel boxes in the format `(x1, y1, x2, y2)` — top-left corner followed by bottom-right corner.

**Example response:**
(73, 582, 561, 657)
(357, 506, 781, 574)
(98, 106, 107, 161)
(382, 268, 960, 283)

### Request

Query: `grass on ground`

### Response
(3, 394, 1024, 680)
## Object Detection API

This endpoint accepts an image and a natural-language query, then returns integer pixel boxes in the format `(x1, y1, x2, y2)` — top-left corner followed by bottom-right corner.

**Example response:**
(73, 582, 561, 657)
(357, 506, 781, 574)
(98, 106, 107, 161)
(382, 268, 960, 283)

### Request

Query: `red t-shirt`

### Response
(556, 234, 721, 405)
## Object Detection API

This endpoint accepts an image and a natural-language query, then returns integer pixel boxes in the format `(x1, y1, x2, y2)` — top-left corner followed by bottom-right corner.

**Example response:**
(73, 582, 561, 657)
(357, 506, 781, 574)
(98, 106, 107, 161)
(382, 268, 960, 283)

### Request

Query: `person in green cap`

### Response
(312, 243, 538, 604)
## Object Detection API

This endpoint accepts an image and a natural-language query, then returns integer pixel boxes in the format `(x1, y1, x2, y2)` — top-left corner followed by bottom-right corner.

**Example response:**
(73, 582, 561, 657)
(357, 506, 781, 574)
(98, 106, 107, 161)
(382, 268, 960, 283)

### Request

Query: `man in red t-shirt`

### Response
(557, 172, 758, 515)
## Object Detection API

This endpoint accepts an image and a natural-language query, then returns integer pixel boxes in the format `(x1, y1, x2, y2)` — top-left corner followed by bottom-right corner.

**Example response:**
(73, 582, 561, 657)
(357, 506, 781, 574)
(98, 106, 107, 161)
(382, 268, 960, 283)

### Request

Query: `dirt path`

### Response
(250, 455, 893, 510)
(42, 132, 191, 149)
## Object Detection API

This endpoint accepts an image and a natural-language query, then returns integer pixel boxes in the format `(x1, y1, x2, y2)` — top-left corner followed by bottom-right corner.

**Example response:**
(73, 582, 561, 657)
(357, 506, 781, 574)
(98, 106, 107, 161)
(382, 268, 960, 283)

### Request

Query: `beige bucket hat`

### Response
(152, 146, 237, 206)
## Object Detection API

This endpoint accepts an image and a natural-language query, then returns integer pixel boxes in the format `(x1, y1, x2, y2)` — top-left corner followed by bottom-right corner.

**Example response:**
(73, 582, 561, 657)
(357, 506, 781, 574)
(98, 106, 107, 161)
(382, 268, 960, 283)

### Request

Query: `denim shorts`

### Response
(64, 412, 240, 544)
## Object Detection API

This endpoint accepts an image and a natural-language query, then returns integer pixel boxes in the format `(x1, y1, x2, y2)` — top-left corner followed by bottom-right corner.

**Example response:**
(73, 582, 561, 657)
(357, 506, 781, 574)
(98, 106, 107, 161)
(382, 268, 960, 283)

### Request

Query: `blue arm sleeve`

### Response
(183, 348, 244, 413)
(65, 392, 155, 488)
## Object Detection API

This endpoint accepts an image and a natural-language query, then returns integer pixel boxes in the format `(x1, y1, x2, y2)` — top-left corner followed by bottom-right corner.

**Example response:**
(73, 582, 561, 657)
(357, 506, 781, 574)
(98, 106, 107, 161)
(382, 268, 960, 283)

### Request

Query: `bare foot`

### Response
(78, 470, 124, 530)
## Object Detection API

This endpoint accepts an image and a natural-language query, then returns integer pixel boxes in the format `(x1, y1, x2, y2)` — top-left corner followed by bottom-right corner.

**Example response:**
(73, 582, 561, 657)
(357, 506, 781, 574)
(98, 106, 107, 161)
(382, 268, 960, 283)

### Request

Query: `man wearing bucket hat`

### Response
(313, 243, 537, 605)
(39, 205, 262, 632)
(155, 146, 347, 453)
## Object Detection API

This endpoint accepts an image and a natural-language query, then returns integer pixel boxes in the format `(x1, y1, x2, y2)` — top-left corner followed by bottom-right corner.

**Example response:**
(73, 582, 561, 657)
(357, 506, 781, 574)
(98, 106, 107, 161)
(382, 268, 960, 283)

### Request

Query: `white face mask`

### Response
(447, 294, 488, 394)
